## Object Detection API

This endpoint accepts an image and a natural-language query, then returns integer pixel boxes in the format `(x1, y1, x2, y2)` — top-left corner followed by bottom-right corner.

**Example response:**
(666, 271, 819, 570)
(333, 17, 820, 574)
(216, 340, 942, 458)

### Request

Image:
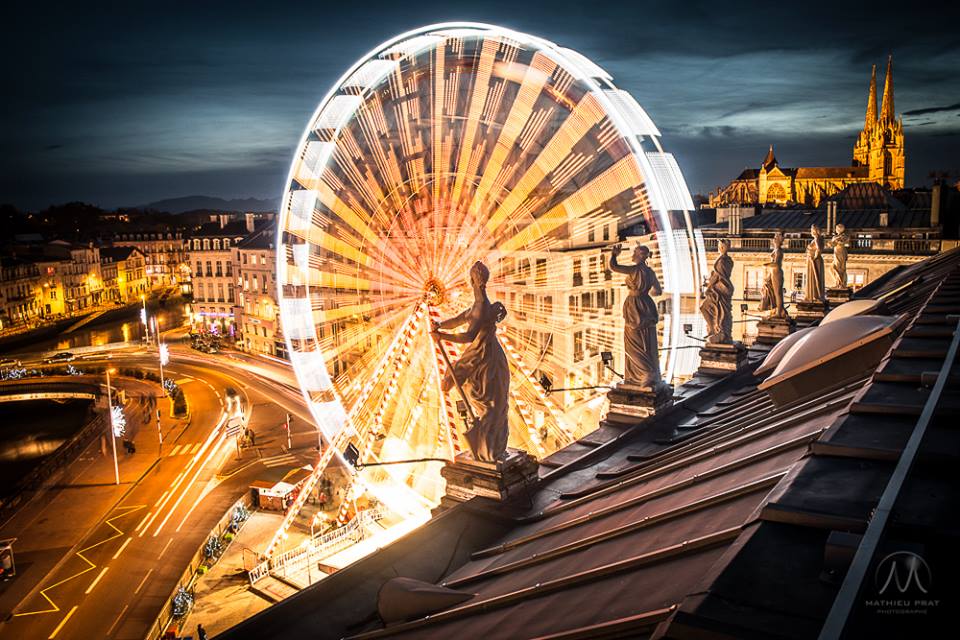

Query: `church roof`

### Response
(216, 249, 960, 639)
(795, 166, 869, 180)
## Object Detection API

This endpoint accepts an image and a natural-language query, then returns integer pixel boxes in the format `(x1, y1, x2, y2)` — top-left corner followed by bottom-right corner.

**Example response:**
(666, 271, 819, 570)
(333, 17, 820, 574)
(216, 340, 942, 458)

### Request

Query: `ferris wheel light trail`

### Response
(272, 22, 701, 558)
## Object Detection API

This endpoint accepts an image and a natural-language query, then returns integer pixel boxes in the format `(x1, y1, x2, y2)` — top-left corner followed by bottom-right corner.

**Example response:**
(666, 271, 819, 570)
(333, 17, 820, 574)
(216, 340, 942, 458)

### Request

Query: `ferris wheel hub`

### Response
(423, 277, 446, 306)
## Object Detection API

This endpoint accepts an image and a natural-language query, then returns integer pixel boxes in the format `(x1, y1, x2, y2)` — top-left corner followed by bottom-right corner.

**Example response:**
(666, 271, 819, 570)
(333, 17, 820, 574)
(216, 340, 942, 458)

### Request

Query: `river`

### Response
(0, 399, 93, 497)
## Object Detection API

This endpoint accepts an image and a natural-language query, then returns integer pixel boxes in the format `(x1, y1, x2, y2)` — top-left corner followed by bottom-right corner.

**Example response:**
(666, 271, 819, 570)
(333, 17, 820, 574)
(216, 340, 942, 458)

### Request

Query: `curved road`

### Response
(0, 346, 317, 640)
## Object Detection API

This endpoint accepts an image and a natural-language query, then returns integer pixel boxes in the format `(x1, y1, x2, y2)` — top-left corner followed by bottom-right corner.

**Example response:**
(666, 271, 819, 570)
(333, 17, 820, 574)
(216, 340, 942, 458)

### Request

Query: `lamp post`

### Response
(106, 368, 119, 485)
(140, 294, 148, 345)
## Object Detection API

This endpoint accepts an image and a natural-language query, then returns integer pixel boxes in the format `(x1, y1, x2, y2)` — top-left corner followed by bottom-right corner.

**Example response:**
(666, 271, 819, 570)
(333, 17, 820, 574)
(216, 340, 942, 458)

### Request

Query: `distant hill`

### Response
(138, 195, 277, 214)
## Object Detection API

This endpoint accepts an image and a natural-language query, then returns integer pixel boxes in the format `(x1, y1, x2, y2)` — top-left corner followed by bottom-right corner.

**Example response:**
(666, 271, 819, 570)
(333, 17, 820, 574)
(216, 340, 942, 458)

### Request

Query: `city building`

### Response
(710, 56, 904, 207)
(186, 219, 248, 337)
(0, 256, 65, 329)
(233, 227, 284, 358)
(99, 246, 148, 304)
(110, 230, 188, 289)
(43, 241, 104, 313)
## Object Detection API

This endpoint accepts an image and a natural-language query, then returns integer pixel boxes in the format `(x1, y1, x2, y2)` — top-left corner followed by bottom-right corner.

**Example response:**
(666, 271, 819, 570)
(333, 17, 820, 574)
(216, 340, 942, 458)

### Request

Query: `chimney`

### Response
(826, 201, 838, 235)
(879, 211, 889, 227)
(218, 214, 228, 229)
(728, 204, 742, 235)
(931, 183, 942, 227)
(245, 212, 256, 234)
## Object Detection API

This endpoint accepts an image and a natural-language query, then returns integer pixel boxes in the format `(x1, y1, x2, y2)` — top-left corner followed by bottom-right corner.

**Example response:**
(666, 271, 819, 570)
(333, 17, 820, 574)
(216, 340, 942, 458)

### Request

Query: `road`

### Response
(0, 344, 319, 640)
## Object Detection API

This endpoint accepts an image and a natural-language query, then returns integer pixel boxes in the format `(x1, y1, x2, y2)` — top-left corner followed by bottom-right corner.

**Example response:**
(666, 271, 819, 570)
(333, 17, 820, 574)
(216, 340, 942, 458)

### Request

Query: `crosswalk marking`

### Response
(168, 444, 182, 456)
(188, 442, 201, 455)
(262, 454, 298, 468)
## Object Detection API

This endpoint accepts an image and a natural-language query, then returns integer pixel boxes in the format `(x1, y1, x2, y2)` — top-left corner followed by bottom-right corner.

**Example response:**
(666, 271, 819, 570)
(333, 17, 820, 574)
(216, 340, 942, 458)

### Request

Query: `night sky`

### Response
(3, 0, 958, 210)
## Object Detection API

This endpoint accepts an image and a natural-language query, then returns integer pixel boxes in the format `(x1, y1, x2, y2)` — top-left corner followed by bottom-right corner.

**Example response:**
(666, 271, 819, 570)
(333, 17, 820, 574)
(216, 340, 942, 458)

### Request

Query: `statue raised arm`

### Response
(610, 243, 663, 389)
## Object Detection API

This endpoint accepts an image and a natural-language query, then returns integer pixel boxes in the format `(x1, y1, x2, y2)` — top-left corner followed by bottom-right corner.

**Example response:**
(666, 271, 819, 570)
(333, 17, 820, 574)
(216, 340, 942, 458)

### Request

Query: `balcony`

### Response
(704, 237, 942, 256)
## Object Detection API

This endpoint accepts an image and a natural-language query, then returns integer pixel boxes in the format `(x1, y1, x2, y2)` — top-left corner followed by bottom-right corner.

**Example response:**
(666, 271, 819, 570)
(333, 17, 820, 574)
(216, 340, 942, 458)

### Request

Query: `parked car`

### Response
(0, 358, 22, 368)
(44, 352, 76, 363)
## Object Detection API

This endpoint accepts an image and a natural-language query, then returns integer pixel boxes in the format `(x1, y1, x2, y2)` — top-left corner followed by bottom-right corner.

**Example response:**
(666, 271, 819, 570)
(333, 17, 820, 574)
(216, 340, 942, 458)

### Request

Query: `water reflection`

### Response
(0, 399, 93, 496)
(41, 302, 188, 352)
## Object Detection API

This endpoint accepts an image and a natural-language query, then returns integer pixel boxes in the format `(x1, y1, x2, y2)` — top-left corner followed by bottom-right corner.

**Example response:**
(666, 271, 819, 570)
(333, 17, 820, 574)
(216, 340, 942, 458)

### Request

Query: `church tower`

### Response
(852, 56, 905, 189)
(852, 65, 877, 167)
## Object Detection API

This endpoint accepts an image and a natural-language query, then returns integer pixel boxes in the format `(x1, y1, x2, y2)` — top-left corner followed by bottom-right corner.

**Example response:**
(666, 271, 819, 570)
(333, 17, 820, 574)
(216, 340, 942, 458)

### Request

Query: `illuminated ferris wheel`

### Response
(271, 23, 700, 554)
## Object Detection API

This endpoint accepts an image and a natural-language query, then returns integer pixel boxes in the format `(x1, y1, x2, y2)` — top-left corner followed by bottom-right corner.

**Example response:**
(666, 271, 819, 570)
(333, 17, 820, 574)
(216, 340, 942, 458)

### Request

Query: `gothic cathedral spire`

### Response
(879, 54, 894, 124)
(864, 64, 878, 131)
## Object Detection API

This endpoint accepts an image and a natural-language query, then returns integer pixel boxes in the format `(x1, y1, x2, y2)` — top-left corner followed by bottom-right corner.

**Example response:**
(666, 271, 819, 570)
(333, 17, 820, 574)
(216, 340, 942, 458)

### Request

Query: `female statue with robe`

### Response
(760, 232, 787, 318)
(610, 243, 663, 389)
(830, 223, 850, 289)
(701, 239, 734, 344)
(430, 261, 509, 462)
(805, 224, 826, 304)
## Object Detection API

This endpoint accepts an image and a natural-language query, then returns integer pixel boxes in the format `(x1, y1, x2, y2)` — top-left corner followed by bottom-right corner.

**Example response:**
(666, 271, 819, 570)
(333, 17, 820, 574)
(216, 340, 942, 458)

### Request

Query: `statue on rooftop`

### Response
(830, 223, 850, 289)
(430, 261, 509, 462)
(760, 232, 787, 318)
(610, 243, 663, 389)
(805, 224, 826, 304)
(701, 238, 734, 344)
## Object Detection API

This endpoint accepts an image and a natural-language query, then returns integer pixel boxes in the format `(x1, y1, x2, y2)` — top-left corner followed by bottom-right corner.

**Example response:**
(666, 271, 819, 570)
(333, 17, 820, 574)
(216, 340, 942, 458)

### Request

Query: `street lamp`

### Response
(105, 368, 120, 485)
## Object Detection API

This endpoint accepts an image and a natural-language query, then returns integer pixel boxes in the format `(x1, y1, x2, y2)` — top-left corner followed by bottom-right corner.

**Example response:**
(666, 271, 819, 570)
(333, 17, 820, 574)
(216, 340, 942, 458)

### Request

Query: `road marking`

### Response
(138, 511, 160, 538)
(14, 505, 145, 617)
(134, 512, 151, 533)
(189, 442, 202, 454)
(262, 454, 298, 468)
(174, 378, 193, 385)
(152, 415, 227, 537)
(159, 537, 174, 558)
(134, 568, 153, 594)
(169, 444, 182, 456)
(106, 604, 128, 636)
(47, 605, 78, 639)
(84, 567, 108, 594)
(112, 536, 132, 560)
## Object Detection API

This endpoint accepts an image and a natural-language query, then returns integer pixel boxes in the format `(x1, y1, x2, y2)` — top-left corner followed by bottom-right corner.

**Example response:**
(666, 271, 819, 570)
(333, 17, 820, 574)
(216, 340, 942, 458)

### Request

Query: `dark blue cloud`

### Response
(1, 0, 958, 208)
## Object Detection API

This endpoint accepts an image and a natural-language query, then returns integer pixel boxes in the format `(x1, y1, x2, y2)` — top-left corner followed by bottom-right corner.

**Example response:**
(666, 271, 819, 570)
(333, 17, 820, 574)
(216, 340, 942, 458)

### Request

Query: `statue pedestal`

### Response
(827, 287, 853, 305)
(605, 382, 673, 424)
(795, 300, 827, 326)
(698, 342, 747, 376)
(436, 449, 539, 512)
(754, 316, 795, 346)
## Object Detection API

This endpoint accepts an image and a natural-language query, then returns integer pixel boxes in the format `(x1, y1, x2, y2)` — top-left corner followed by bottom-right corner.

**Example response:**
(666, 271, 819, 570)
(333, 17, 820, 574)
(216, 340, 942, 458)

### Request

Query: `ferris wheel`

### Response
(270, 23, 700, 555)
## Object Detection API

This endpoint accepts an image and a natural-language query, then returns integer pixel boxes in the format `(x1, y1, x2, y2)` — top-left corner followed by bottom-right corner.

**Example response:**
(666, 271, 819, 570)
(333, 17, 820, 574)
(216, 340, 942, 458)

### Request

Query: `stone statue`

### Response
(610, 243, 663, 389)
(830, 223, 850, 289)
(701, 239, 734, 344)
(430, 261, 509, 462)
(760, 232, 787, 318)
(805, 224, 826, 304)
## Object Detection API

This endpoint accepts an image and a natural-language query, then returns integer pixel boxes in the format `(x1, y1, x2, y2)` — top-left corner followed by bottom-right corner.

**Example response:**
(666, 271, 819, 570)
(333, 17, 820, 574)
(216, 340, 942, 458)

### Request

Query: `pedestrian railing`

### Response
(248, 507, 386, 585)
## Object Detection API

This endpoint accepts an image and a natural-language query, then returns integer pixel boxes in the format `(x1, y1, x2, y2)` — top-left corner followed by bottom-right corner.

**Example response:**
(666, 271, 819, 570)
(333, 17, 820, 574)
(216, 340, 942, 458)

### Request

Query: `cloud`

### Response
(903, 102, 960, 116)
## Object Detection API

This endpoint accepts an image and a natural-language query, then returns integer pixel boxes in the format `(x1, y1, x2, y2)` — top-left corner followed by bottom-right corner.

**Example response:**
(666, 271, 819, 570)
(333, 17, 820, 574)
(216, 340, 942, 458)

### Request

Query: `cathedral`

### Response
(710, 56, 905, 208)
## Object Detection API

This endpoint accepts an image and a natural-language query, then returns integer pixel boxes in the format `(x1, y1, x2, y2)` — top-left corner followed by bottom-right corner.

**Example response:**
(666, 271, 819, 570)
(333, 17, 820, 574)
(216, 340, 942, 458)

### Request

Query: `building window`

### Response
(745, 267, 764, 300)
(847, 270, 867, 290)
(572, 260, 582, 287)
(603, 225, 610, 241)
(213, 239, 221, 251)
(203, 239, 210, 251)
(792, 271, 806, 298)
(573, 331, 584, 362)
